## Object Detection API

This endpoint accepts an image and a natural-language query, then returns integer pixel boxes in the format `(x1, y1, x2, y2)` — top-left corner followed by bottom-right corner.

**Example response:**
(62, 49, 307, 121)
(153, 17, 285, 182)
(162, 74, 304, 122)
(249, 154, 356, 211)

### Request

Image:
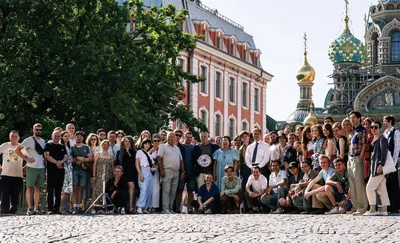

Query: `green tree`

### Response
(0, 0, 207, 139)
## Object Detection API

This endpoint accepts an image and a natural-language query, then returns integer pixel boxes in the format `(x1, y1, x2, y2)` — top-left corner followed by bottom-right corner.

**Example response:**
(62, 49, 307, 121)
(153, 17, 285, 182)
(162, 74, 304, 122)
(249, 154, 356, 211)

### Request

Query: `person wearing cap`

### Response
(70, 131, 93, 214)
(260, 160, 288, 213)
(245, 166, 268, 213)
(292, 161, 319, 213)
(220, 165, 243, 214)
(275, 162, 304, 213)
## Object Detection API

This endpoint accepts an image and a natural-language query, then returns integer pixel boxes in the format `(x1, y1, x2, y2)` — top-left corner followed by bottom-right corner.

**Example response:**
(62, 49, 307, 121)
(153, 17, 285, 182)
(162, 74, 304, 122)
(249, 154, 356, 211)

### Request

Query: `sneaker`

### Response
(353, 210, 365, 216)
(47, 211, 54, 215)
(204, 209, 212, 214)
(326, 207, 339, 215)
(162, 209, 172, 214)
(273, 208, 284, 214)
(363, 211, 378, 216)
(377, 211, 388, 216)
(137, 208, 143, 214)
(143, 209, 150, 214)
(91, 209, 96, 214)
(121, 208, 126, 214)
(26, 208, 34, 216)
(72, 208, 79, 215)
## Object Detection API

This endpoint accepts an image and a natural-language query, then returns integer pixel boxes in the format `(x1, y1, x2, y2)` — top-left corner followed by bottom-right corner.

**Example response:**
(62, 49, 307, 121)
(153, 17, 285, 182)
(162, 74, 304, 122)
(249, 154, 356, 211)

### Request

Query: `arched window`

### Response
(392, 32, 400, 62)
(387, 5, 395, 10)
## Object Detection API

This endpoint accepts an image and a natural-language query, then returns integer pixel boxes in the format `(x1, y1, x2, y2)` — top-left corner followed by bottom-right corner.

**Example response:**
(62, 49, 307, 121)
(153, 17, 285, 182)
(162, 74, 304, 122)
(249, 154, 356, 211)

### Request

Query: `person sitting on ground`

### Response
(303, 155, 335, 214)
(292, 161, 320, 214)
(191, 174, 221, 214)
(276, 162, 304, 213)
(325, 158, 352, 214)
(220, 165, 243, 214)
(260, 160, 288, 213)
(244, 166, 268, 213)
(106, 166, 128, 213)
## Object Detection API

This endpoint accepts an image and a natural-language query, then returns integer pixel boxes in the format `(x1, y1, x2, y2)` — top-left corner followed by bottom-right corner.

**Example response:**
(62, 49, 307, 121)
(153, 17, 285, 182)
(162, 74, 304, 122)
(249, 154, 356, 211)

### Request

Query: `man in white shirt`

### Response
(15, 123, 46, 215)
(383, 115, 400, 213)
(245, 166, 268, 212)
(245, 127, 271, 179)
(157, 132, 184, 214)
(260, 160, 288, 213)
(0, 131, 24, 214)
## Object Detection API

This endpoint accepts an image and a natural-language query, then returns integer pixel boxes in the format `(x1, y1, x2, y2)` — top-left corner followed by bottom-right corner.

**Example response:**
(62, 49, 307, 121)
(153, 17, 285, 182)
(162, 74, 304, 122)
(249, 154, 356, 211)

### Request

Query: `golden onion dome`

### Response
(296, 51, 316, 83)
(303, 104, 318, 127)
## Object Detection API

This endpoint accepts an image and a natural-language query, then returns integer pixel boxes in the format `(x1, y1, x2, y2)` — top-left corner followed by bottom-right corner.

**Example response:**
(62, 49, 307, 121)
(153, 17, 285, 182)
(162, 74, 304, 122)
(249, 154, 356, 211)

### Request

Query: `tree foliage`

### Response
(0, 0, 207, 139)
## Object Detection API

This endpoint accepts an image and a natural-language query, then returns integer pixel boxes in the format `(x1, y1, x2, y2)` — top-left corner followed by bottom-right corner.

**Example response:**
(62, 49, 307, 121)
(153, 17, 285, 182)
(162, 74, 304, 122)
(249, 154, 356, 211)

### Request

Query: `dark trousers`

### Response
(386, 171, 400, 212)
(1, 176, 23, 214)
(221, 191, 244, 213)
(108, 190, 129, 208)
(47, 169, 65, 212)
(292, 188, 312, 211)
(241, 165, 252, 209)
(191, 200, 221, 214)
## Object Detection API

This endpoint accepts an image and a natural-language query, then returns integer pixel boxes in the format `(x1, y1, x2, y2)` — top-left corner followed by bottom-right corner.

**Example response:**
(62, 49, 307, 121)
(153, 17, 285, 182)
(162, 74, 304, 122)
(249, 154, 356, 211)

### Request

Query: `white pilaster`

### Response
(209, 65, 215, 137)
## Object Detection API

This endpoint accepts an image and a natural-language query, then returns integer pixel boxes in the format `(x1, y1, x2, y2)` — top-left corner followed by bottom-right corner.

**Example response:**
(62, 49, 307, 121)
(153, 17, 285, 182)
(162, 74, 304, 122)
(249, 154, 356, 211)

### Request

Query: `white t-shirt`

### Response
(21, 136, 45, 169)
(269, 170, 288, 193)
(136, 150, 154, 167)
(0, 142, 24, 177)
(246, 174, 268, 193)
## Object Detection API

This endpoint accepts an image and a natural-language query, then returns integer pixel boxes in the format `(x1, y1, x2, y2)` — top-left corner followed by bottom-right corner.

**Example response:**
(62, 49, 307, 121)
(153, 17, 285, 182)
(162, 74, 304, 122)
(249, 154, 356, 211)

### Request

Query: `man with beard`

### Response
(16, 123, 46, 215)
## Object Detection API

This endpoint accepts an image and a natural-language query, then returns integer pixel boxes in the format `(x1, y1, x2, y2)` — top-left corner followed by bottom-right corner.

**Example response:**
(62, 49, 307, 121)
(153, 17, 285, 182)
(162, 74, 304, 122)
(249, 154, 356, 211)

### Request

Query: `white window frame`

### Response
(200, 65, 208, 95)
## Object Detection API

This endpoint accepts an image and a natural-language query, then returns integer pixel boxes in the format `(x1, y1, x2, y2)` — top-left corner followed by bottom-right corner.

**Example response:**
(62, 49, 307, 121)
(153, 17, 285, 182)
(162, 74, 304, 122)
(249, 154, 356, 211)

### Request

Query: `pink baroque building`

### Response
(123, 0, 274, 137)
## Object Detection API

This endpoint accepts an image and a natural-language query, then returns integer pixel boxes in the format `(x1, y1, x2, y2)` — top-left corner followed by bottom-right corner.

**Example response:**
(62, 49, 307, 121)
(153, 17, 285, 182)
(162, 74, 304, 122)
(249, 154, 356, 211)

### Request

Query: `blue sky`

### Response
(201, 0, 375, 121)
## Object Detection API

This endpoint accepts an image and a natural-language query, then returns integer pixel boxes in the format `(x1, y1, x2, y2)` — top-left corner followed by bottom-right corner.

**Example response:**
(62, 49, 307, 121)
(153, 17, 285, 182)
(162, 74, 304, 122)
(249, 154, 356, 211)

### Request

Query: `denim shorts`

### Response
(73, 169, 87, 187)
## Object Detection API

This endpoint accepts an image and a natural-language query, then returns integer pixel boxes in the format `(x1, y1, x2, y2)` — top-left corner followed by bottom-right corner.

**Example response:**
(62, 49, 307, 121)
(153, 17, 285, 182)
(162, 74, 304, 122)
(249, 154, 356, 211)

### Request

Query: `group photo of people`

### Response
(0, 111, 399, 217)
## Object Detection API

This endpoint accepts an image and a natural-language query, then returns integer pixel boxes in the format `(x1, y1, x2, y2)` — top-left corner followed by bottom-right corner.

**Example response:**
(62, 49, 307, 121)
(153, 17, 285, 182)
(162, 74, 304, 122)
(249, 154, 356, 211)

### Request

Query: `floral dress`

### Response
(62, 146, 73, 194)
(92, 155, 114, 203)
(312, 138, 325, 170)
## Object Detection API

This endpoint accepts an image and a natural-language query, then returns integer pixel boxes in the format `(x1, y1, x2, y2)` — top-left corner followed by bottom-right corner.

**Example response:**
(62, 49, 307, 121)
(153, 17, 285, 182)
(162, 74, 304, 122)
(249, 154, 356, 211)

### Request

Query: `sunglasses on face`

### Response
(371, 126, 380, 130)
(91, 138, 97, 141)
(153, 140, 160, 142)
(99, 134, 106, 136)
(175, 134, 182, 137)
(35, 129, 42, 131)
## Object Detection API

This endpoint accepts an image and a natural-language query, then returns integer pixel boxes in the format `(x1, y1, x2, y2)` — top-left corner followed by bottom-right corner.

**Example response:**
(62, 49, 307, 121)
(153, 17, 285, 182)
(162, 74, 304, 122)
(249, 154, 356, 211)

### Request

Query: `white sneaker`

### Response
(205, 209, 212, 214)
(377, 211, 388, 216)
(326, 207, 339, 214)
(142, 209, 150, 214)
(121, 208, 126, 214)
(137, 208, 143, 214)
(363, 211, 378, 216)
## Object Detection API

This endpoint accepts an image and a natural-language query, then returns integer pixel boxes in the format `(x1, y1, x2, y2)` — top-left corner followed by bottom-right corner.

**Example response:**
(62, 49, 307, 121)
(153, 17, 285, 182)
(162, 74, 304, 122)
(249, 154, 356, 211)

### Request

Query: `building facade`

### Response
(137, 0, 273, 137)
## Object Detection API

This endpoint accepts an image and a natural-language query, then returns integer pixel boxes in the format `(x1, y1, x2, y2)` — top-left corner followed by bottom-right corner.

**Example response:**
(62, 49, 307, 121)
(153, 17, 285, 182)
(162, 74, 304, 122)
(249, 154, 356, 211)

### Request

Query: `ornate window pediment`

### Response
(354, 76, 400, 113)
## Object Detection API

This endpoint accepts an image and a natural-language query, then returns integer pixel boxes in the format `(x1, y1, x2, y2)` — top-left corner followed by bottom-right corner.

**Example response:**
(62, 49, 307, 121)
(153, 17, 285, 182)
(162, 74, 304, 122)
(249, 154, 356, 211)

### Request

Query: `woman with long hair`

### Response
(83, 133, 100, 210)
(135, 139, 156, 214)
(301, 126, 313, 165)
(322, 123, 336, 165)
(341, 118, 353, 140)
(364, 121, 390, 216)
(116, 136, 137, 213)
(60, 131, 73, 213)
(135, 130, 151, 149)
(148, 134, 161, 211)
(92, 140, 114, 210)
(332, 122, 348, 165)
(311, 125, 325, 170)
(363, 118, 374, 183)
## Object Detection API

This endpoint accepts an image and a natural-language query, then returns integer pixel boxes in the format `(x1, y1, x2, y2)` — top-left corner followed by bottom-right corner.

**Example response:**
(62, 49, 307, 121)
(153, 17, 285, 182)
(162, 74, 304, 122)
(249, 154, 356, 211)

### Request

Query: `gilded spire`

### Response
(296, 33, 315, 83)
(344, 0, 349, 30)
(303, 103, 318, 126)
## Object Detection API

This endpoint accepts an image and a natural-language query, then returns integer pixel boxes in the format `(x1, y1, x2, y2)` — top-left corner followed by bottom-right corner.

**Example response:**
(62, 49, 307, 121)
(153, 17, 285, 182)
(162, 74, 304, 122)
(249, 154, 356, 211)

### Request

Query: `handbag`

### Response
(383, 152, 396, 175)
(73, 145, 92, 171)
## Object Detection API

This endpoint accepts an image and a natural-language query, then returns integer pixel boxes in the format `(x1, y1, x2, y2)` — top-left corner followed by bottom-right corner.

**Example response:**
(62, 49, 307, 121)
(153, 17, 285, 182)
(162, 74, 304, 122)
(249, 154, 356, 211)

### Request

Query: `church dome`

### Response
(328, 16, 364, 64)
(303, 104, 318, 127)
(296, 51, 316, 83)
(287, 110, 309, 124)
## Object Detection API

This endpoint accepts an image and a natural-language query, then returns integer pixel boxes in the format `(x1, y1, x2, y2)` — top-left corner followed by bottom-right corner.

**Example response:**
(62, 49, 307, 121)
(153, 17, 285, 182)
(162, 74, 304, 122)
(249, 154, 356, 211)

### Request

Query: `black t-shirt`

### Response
(44, 142, 67, 171)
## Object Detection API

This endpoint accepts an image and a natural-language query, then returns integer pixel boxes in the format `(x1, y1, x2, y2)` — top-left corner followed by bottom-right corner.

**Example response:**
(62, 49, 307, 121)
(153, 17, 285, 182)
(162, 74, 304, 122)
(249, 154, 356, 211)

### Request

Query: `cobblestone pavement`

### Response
(0, 214, 399, 243)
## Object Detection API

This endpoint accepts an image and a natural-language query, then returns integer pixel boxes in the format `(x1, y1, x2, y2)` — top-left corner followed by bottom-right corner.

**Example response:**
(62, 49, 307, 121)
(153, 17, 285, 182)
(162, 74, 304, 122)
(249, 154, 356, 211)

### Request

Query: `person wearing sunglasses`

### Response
(364, 121, 390, 216)
(15, 123, 46, 215)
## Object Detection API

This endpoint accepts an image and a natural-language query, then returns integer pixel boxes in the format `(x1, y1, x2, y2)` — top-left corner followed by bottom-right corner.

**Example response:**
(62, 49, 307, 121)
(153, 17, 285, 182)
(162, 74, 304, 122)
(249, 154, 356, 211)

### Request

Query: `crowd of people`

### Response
(0, 111, 399, 217)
